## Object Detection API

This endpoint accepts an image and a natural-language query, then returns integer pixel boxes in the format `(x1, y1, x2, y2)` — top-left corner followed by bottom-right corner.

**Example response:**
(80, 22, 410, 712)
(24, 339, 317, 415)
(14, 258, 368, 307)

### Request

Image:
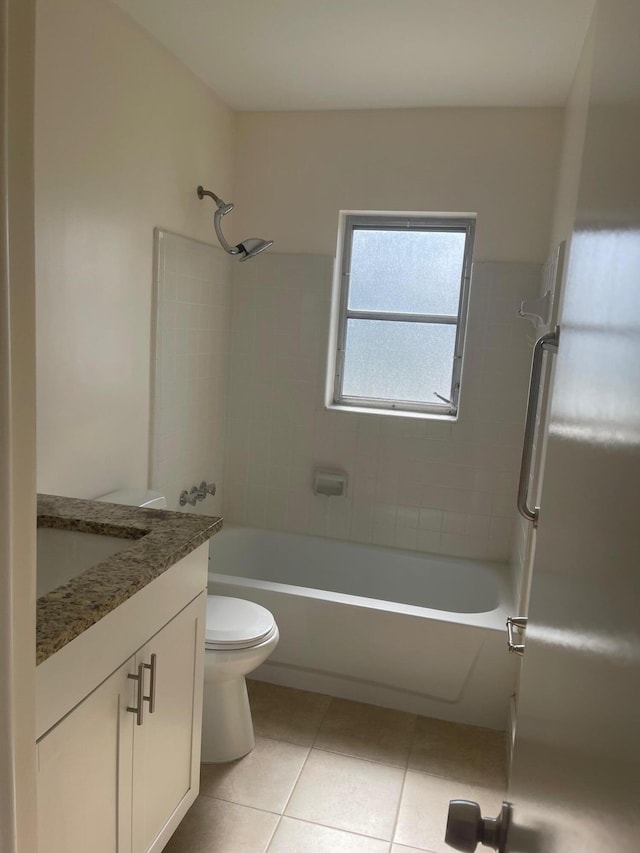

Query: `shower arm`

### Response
(213, 209, 241, 256)
(197, 185, 225, 208)
(197, 185, 242, 256)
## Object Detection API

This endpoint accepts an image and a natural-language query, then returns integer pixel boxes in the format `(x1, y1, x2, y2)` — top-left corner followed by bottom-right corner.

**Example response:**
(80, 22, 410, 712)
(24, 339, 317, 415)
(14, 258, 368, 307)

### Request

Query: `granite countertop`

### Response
(37, 494, 222, 665)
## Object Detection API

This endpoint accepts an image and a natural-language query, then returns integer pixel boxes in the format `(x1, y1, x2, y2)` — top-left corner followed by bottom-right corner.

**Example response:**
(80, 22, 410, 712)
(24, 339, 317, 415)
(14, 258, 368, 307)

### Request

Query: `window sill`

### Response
(326, 402, 458, 422)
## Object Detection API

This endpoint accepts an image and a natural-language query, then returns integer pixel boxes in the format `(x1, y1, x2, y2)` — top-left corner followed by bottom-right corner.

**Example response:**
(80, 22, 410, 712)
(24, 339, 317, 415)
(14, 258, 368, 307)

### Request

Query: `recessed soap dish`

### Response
(313, 470, 348, 497)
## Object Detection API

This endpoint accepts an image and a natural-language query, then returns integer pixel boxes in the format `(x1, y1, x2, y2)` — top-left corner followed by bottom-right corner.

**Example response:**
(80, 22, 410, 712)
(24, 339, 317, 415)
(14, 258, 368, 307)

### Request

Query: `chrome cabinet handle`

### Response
(517, 327, 560, 526)
(127, 662, 146, 726)
(506, 617, 528, 655)
(143, 653, 157, 714)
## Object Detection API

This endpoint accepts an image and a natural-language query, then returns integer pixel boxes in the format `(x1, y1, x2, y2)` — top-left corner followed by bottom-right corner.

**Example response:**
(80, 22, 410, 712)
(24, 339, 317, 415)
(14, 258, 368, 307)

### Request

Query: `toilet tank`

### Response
(95, 489, 167, 509)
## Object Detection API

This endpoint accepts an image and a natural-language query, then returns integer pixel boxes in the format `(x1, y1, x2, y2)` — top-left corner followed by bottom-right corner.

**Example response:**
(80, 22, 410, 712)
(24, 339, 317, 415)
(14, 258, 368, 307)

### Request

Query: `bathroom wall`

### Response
(223, 253, 540, 561)
(150, 231, 231, 515)
(232, 108, 562, 263)
(35, 0, 235, 499)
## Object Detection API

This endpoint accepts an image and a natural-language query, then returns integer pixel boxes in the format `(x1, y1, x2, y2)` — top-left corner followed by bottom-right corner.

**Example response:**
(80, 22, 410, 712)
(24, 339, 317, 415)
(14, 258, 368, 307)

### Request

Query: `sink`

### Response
(37, 527, 135, 598)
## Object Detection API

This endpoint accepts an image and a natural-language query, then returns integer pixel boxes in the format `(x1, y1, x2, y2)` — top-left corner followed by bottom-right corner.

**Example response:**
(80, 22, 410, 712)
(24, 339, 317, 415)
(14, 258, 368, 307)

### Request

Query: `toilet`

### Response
(95, 489, 279, 764)
(202, 596, 279, 762)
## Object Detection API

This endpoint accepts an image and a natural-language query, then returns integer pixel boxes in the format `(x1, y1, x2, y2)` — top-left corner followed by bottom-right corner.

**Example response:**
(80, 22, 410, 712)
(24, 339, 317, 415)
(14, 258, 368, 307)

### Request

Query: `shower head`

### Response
(236, 237, 274, 261)
(197, 185, 273, 262)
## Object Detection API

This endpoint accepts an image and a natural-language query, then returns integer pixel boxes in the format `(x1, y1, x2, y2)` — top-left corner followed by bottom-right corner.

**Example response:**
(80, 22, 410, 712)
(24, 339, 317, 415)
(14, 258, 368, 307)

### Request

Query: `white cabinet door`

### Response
(37, 660, 134, 853)
(132, 592, 206, 853)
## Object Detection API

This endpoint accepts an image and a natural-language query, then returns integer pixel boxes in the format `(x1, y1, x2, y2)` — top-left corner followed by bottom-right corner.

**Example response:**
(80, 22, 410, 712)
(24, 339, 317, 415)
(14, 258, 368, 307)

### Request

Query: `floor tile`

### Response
(247, 679, 332, 746)
(200, 737, 309, 813)
(315, 698, 416, 767)
(391, 846, 430, 852)
(163, 796, 279, 853)
(268, 817, 390, 852)
(285, 749, 404, 840)
(408, 716, 506, 788)
(394, 770, 503, 853)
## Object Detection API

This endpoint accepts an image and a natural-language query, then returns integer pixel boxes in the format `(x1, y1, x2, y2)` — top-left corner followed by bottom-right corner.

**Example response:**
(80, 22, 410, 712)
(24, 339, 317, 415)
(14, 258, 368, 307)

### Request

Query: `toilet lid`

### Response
(205, 596, 276, 649)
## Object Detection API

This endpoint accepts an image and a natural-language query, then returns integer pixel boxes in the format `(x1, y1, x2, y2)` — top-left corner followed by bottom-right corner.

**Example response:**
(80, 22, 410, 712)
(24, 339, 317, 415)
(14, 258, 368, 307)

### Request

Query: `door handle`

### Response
(446, 800, 512, 852)
(506, 616, 528, 655)
(517, 327, 560, 526)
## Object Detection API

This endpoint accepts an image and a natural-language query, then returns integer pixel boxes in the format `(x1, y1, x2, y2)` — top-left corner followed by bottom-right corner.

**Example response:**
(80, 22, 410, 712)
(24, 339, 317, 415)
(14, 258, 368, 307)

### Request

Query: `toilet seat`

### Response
(205, 596, 277, 650)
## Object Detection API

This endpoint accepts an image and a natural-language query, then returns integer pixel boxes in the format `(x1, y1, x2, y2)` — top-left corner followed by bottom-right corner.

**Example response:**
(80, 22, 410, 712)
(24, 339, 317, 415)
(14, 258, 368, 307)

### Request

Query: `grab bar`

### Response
(517, 327, 560, 526)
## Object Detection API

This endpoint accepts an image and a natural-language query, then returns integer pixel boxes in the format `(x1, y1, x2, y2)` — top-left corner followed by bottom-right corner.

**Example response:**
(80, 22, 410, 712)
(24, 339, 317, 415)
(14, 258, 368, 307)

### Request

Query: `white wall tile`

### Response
(394, 526, 418, 551)
(396, 505, 420, 529)
(417, 529, 442, 552)
(418, 508, 443, 531)
(350, 502, 375, 544)
(222, 254, 537, 562)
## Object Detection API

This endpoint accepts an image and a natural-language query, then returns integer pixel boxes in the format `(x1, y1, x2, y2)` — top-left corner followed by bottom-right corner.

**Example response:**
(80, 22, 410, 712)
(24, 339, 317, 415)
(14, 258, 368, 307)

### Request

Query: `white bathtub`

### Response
(208, 527, 517, 729)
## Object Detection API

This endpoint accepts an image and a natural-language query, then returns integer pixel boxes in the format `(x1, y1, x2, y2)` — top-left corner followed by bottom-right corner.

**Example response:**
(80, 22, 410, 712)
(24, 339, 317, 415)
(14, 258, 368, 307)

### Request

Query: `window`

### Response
(328, 213, 475, 418)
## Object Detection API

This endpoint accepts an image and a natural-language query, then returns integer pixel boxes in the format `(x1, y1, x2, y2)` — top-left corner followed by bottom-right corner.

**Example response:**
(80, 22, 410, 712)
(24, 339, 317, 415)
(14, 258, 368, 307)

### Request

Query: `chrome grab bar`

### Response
(517, 327, 560, 526)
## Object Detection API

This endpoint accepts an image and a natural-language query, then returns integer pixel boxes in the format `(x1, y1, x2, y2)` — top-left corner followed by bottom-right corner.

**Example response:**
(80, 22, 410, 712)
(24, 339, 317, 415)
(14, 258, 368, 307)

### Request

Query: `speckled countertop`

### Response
(37, 494, 222, 665)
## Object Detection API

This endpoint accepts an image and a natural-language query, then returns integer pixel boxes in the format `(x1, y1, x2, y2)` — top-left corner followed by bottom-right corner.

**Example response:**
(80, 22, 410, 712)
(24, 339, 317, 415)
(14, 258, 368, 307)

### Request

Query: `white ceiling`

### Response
(113, 0, 595, 111)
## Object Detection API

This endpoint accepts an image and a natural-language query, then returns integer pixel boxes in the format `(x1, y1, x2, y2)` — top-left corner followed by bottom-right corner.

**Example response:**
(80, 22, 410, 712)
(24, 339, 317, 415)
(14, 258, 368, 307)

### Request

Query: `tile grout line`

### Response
(278, 740, 314, 819)
(389, 765, 409, 849)
(309, 694, 334, 749)
(196, 792, 283, 820)
(406, 713, 419, 769)
(307, 741, 411, 769)
(263, 813, 283, 853)
(267, 809, 392, 846)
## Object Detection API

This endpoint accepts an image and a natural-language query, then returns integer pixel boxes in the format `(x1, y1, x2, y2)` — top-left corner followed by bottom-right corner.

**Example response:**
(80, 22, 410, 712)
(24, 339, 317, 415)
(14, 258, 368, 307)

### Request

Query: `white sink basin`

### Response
(37, 527, 133, 598)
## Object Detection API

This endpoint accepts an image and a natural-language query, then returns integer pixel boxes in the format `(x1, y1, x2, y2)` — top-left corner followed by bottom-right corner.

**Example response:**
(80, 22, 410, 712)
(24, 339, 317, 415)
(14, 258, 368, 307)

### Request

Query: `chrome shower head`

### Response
(236, 237, 274, 261)
(197, 185, 273, 262)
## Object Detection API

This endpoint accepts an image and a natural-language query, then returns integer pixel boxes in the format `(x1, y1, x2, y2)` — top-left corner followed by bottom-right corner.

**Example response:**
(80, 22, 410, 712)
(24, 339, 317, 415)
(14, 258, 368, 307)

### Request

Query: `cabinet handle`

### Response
(143, 654, 157, 714)
(127, 663, 145, 726)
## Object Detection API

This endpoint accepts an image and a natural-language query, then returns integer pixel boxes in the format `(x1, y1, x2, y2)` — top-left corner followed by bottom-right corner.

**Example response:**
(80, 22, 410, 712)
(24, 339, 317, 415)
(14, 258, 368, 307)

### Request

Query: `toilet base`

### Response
(201, 676, 255, 763)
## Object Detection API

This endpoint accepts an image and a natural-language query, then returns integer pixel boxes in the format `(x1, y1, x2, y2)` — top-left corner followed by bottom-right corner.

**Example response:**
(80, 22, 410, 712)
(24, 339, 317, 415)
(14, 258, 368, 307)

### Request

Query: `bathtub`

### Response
(208, 527, 517, 729)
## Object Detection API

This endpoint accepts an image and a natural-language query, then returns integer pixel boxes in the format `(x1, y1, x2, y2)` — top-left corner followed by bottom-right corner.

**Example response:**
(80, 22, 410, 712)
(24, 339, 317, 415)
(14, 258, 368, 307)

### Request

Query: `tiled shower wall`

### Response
(150, 230, 231, 514)
(223, 253, 540, 562)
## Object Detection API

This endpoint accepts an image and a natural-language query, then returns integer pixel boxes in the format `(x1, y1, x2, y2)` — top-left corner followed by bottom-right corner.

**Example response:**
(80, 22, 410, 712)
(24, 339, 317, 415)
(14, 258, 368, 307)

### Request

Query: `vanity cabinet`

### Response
(37, 590, 206, 853)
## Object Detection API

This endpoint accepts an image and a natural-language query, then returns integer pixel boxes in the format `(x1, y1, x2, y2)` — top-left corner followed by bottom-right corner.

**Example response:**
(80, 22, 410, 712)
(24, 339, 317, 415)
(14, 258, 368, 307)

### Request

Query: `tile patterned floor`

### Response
(164, 680, 507, 853)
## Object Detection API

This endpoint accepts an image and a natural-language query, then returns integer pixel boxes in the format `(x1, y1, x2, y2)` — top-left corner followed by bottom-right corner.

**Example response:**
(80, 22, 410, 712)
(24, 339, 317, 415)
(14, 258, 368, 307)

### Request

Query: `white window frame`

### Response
(328, 212, 475, 419)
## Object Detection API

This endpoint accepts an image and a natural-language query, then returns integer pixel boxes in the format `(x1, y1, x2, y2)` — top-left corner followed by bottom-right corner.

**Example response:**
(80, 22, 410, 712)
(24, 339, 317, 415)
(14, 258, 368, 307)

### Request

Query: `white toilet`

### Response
(95, 489, 279, 763)
(202, 596, 279, 763)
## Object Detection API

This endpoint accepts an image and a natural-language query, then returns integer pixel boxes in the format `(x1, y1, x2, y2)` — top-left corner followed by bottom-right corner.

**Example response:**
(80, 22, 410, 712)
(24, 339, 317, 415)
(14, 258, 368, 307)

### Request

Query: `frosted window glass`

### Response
(342, 320, 456, 404)
(348, 229, 466, 315)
